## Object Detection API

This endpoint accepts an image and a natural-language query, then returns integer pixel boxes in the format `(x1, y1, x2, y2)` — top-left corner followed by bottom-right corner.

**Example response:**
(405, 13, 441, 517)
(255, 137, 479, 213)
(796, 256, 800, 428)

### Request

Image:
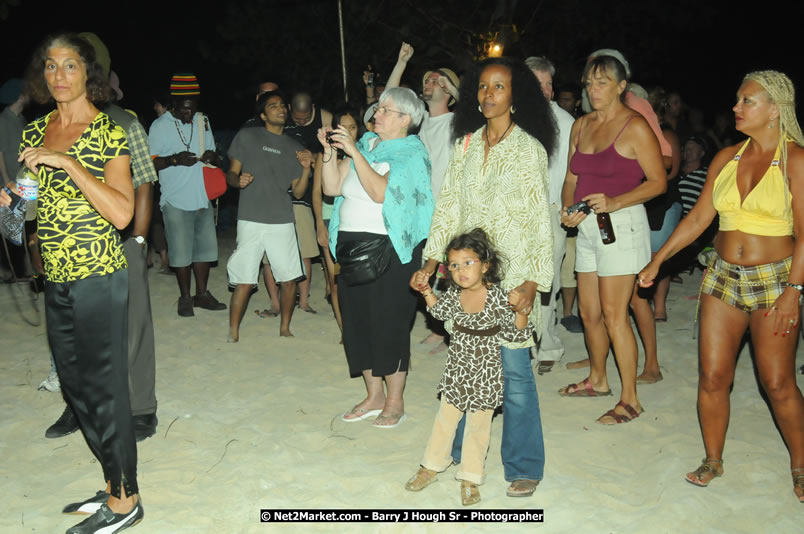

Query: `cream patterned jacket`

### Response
(423, 125, 553, 345)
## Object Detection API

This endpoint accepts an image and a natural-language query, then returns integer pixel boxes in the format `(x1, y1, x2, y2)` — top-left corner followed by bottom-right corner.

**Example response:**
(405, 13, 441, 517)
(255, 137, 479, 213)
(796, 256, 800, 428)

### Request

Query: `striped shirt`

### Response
(677, 167, 708, 217)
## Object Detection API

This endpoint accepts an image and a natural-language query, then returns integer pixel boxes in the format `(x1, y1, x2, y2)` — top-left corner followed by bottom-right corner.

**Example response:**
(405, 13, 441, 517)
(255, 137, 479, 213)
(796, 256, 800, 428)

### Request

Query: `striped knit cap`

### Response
(170, 73, 200, 96)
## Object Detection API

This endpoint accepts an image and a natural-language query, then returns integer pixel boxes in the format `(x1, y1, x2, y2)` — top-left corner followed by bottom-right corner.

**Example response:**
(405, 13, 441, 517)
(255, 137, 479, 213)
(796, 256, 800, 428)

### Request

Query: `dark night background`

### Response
(1, 0, 801, 133)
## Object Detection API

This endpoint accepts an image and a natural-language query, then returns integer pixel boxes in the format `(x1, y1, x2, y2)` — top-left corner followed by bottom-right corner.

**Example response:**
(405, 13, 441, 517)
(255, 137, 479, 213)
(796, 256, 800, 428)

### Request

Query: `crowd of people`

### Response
(1, 31, 803, 532)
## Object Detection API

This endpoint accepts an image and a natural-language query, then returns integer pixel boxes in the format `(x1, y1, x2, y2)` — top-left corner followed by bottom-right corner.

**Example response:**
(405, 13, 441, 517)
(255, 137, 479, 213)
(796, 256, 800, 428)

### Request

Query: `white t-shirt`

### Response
(419, 112, 454, 201)
(548, 101, 575, 206)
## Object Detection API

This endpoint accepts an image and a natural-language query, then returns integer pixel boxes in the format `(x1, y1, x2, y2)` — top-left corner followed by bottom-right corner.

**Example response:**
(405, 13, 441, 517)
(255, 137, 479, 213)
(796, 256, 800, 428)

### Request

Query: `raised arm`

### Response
(385, 42, 414, 89)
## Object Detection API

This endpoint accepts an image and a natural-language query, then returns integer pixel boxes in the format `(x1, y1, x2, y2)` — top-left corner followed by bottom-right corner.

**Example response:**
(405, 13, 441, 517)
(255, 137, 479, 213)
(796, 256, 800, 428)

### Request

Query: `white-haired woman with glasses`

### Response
(318, 87, 434, 428)
(639, 70, 804, 502)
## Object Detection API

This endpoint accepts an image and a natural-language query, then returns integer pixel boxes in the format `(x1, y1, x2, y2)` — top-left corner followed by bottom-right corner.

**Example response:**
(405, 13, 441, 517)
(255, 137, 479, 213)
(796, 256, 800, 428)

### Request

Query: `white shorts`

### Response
(575, 204, 651, 277)
(227, 221, 305, 284)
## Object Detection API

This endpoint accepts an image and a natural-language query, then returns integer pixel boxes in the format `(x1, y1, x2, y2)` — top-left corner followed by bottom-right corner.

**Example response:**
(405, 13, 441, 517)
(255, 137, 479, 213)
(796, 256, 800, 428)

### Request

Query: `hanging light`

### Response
(488, 42, 503, 57)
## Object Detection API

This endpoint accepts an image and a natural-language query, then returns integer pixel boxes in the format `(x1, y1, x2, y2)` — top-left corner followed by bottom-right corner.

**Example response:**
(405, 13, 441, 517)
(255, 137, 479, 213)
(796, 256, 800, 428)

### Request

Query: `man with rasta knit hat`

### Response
(148, 73, 227, 317)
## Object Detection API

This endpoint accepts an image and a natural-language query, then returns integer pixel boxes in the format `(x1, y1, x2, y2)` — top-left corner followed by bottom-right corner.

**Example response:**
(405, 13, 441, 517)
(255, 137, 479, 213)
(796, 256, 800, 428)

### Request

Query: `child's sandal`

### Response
(405, 468, 437, 492)
(460, 480, 480, 506)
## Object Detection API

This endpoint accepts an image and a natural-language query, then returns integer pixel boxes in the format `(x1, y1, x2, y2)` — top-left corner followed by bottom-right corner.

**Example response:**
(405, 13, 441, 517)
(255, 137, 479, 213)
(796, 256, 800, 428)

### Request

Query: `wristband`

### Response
(787, 282, 804, 293)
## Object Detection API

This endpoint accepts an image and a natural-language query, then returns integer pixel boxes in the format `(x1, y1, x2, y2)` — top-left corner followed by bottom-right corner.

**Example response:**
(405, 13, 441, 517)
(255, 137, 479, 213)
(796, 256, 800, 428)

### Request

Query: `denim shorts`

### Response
(650, 202, 681, 253)
(162, 202, 218, 267)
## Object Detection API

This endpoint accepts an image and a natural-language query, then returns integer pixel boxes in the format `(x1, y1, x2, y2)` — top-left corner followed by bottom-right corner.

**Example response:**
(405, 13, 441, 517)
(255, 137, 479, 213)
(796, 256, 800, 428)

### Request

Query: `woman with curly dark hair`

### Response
(3, 33, 143, 533)
(412, 56, 555, 498)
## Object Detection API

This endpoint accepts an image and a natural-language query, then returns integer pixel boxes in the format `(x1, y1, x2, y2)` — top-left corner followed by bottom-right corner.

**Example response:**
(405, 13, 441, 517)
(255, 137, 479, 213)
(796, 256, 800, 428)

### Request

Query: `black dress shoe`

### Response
(46, 405, 79, 439)
(133, 414, 158, 442)
(177, 295, 194, 317)
(62, 491, 109, 515)
(66, 500, 144, 533)
(193, 290, 226, 310)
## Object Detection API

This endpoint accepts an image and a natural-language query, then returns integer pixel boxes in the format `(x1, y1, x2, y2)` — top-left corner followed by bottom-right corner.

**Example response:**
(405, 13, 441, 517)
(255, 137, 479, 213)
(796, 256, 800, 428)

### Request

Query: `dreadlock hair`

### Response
(744, 70, 804, 181)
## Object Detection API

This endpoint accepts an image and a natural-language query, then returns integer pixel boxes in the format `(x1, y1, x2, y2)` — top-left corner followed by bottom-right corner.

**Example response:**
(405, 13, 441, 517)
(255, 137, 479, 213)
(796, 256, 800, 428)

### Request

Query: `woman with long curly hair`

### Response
(411, 56, 555, 498)
(2, 32, 142, 532)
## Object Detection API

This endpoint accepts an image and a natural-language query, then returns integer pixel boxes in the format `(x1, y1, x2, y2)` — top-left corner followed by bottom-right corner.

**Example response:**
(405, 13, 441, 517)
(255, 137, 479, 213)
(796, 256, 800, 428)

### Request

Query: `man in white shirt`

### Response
(386, 42, 460, 352)
(525, 56, 576, 374)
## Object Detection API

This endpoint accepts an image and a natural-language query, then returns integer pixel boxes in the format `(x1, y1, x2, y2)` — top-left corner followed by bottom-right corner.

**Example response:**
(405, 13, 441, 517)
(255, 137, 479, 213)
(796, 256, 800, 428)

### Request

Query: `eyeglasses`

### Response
(447, 260, 482, 272)
(375, 106, 407, 117)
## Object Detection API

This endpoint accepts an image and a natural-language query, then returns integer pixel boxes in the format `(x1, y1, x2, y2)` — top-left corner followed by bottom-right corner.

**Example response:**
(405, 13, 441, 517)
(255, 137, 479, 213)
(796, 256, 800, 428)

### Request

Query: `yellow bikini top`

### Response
(712, 139, 793, 236)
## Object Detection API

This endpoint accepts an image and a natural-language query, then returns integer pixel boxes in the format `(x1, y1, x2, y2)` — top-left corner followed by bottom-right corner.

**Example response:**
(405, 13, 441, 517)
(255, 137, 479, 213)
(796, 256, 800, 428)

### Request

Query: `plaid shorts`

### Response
(700, 254, 791, 312)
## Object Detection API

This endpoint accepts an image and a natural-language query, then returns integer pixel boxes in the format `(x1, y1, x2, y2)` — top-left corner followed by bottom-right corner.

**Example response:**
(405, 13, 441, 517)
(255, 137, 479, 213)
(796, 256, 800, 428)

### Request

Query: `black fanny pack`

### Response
(336, 236, 393, 286)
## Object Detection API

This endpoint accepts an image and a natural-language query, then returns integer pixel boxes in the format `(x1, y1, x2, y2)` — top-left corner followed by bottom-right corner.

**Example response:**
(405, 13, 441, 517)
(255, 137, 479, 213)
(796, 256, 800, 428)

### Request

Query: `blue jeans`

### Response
(451, 346, 545, 481)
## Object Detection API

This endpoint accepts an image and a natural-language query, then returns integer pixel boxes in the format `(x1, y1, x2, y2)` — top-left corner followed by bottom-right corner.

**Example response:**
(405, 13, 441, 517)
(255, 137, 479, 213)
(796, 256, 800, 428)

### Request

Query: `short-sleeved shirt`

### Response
(20, 111, 130, 282)
(149, 111, 215, 211)
(227, 127, 303, 224)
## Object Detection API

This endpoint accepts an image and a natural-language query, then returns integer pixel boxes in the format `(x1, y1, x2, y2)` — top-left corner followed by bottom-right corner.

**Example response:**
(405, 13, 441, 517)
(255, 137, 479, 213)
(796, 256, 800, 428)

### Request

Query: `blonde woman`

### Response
(639, 70, 804, 502)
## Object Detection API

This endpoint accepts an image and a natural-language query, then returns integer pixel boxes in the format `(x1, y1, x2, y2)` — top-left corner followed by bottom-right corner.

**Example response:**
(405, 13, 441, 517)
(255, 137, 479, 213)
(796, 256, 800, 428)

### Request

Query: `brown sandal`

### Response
(405, 468, 437, 491)
(686, 458, 723, 487)
(461, 480, 481, 506)
(793, 468, 804, 503)
(506, 479, 539, 497)
(596, 400, 642, 424)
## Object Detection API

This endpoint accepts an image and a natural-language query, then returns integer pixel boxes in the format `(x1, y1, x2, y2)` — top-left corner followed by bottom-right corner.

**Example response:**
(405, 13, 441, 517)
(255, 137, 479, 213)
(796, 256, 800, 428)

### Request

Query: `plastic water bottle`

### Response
(16, 166, 38, 201)
(15, 166, 38, 220)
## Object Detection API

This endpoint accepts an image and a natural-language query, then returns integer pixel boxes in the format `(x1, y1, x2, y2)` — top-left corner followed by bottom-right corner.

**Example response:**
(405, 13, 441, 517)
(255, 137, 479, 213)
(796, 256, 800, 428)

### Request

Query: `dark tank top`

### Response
(285, 107, 323, 154)
(570, 116, 644, 203)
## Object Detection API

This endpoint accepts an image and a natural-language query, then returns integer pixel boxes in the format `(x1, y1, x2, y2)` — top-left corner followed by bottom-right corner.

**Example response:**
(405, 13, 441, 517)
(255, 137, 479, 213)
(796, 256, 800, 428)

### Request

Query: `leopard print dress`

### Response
(428, 284, 533, 412)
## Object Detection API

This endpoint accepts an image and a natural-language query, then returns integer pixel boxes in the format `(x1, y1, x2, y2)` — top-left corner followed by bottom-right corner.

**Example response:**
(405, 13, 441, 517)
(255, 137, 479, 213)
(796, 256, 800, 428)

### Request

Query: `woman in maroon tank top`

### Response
(557, 55, 666, 424)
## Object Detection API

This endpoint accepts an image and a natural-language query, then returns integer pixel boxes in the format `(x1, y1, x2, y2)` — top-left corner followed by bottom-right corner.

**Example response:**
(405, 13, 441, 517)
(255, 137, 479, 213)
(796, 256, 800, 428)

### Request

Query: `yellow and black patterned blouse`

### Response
(20, 111, 130, 282)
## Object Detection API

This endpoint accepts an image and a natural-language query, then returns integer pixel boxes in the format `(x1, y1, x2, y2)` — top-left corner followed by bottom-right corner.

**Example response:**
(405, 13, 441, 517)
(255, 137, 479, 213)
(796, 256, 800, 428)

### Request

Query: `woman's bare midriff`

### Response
(714, 230, 793, 266)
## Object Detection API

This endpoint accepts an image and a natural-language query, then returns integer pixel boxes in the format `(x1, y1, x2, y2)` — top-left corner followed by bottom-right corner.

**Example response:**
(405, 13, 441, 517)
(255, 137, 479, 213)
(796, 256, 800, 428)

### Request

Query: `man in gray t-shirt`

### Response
(226, 91, 313, 341)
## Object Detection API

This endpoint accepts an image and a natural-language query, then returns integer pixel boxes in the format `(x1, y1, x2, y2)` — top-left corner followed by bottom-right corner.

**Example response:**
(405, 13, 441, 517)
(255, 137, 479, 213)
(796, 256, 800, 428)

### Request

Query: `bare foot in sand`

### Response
(420, 332, 443, 344)
(280, 328, 294, 337)
(566, 358, 590, 369)
(429, 341, 448, 354)
(636, 370, 664, 384)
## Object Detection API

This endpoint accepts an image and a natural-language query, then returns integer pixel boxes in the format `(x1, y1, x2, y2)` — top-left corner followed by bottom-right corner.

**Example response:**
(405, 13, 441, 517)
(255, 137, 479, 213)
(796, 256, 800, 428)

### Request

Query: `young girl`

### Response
(405, 229, 532, 506)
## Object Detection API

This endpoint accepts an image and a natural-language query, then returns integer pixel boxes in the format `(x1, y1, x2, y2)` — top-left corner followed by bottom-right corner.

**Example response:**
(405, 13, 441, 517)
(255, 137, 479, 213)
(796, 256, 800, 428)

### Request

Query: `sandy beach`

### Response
(1, 228, 802, 533)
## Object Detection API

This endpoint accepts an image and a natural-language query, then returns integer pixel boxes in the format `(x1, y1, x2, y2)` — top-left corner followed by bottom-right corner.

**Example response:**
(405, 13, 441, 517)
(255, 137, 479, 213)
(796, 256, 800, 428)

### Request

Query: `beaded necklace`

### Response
(173, 116, 194, 151)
